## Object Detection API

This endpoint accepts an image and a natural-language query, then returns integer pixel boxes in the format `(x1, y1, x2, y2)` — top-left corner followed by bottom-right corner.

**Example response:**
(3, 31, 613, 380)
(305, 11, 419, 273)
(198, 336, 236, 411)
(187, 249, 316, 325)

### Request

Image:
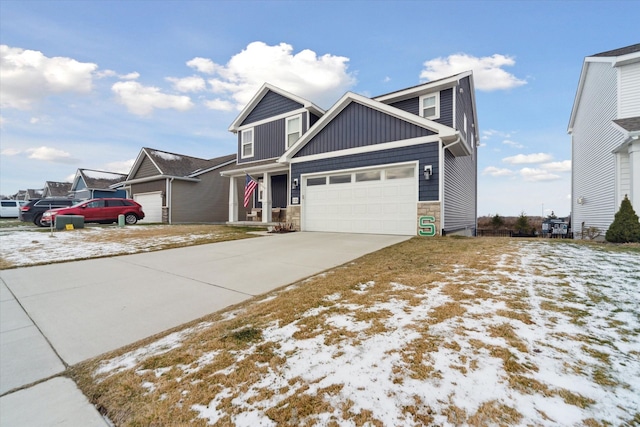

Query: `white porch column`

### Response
(630, 139, 640, 209)
(228, 176, 238, 222)
(262, 172, 272, 223)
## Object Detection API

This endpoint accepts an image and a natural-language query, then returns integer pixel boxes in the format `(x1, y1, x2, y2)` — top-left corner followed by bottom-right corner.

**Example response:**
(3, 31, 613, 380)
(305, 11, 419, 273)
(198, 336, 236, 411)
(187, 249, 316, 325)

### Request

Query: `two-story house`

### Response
(223, 71, 479, 236)
(568, 43, 640, 238)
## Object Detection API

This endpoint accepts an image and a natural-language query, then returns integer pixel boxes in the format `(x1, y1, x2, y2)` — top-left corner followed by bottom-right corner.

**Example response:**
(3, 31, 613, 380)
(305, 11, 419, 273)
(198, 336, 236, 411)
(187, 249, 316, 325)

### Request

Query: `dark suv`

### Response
(19, 198, 78, 226)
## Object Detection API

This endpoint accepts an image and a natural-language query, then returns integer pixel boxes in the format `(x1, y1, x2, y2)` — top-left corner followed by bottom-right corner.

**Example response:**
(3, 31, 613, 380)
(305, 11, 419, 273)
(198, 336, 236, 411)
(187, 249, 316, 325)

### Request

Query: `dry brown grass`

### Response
(67, 237, 639, 426)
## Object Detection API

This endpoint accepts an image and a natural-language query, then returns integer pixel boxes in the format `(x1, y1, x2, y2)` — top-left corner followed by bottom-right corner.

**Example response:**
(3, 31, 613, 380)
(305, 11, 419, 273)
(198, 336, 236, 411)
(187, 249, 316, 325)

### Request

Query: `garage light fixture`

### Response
(424, 165, 433, 180)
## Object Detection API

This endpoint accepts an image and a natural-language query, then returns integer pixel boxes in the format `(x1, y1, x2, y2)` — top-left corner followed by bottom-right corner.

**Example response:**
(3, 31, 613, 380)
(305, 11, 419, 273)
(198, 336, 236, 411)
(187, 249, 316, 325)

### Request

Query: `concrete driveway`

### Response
(0, 231, 409, 426)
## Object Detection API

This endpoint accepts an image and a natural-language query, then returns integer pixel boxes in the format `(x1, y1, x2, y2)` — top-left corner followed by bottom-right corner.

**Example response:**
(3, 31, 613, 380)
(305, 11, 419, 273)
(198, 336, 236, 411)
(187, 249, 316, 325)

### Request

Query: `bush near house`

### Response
(606, 195, 640, 243)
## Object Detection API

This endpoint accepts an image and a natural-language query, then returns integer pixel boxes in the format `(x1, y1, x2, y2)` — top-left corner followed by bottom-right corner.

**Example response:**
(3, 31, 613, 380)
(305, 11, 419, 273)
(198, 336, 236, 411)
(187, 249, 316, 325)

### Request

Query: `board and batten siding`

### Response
(238, 113, 308, 164)
(294, 102, 435, 157)
(572, 62, 619, 235)
(619, 61, 640, 118)
(240, 91, 303, 126)
(455, 76, 475, 145)
(443, 148, 477, 234)
(291, 143, 440, 203)
(387, 88, 454, 128)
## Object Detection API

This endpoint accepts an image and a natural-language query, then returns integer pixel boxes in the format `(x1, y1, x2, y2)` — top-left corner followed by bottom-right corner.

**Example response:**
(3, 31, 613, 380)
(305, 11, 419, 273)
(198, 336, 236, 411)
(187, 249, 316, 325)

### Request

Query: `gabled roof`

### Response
(126, 148, 236, 182)
(613, 116, 640, 133)
(569, 44, 640, 132)
(373, 70, 473, 103)
(44, 181, 72, 197)
(228, 83, 325, 132)
(26, 189, 43, 200)
(73, 169, 127, 191)
(279, 92, 459, 163)
(591, 43, 640, 58)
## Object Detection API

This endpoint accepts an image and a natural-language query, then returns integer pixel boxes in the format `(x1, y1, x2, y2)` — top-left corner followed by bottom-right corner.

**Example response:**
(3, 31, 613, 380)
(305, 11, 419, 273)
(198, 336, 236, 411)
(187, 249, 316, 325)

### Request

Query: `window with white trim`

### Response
(286, 115, 302, 148)
(241, 128, 254, 158)
(419, 93, 439, 119)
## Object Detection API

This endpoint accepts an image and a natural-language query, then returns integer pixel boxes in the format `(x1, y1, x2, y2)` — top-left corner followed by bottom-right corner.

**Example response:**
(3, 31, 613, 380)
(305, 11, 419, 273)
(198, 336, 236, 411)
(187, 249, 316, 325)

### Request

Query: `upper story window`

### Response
(241, 128, 254, 159)
(286, 115, 302, 148)
(420, 93, 440, 120)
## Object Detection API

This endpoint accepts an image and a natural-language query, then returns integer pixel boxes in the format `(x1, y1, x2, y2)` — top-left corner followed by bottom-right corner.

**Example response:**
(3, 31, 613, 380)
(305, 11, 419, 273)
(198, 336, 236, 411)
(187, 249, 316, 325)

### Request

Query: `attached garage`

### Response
(134, 192, 163, 223)
(302, 165, 417, 235)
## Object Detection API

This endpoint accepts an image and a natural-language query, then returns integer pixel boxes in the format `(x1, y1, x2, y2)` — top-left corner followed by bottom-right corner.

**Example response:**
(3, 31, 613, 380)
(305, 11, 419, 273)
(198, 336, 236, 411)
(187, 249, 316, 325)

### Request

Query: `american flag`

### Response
(243, 174, 258, 208)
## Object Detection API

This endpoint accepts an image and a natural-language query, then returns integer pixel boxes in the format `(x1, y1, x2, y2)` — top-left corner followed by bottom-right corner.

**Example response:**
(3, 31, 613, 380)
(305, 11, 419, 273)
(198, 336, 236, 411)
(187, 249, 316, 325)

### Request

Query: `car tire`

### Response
(125, 213, 138, 225)
(34, 213, 46, 227)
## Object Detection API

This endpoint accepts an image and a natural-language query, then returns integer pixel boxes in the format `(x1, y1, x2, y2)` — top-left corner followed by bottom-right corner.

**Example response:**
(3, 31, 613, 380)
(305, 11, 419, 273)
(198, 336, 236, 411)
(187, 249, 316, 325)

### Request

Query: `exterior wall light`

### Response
(424, 165, 433, 180)
(292, 178, 299, 189)
(577, 196, 584, 205)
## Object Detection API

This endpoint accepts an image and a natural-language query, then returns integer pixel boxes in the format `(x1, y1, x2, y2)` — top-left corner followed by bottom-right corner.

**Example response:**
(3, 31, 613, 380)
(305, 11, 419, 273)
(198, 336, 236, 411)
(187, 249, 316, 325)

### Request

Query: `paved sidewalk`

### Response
(0, 232, 409, 426)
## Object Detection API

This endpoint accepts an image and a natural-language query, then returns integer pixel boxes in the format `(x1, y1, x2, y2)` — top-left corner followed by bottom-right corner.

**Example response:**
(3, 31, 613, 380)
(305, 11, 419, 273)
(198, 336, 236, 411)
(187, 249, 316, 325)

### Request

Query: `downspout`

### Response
(167, 177, 175, 224)
(439, 136, 461, 235)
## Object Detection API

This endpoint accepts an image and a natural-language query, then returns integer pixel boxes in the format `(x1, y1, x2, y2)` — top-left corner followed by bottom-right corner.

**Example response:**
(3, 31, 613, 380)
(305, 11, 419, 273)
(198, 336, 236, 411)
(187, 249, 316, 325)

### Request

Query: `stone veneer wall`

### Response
(286, 205, 301, 230)
(417, 201, 441, 236)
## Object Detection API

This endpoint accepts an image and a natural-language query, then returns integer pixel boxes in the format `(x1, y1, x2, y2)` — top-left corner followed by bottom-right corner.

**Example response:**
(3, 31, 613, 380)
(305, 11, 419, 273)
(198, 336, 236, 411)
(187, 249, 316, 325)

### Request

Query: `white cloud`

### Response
(482, 166, 515, 177)
(502, 139, 524, 149)
(187, 57, 217, 74)
(166, 76, 206, 93)
(0, 44, 98, 109)
(420, 53, 526, 91)
(120, 72, 140, 80)
(520, 167, 561, 182)
(204, 98, 235, 112)
(111, 81, 194, 116)
(104, 158, 135, 174)
(26, 146, 79, 164)
(541, 160, 571, 172)
(502, 153, 553, 165)
(1, 147, 21, 156)
(196, 41, 356, 110)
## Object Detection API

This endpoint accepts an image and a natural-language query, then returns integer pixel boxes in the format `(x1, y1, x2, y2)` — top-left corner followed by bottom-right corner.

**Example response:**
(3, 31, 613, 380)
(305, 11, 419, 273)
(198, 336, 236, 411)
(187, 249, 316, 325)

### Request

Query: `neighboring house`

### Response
(20, 188, 44, 201)
(568, 43, 640, 238)
(42, 181, 72, 198)
(122, 148, 239, 223)
(70, 169, 128, 200)
(223, 74, 479, 236)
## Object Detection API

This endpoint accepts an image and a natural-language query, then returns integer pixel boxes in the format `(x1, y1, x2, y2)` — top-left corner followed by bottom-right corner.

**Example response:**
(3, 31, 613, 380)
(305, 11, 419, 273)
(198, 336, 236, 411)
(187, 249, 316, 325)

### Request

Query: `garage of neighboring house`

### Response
(302, 163, 418, 235)
(134, 191, 163, 223)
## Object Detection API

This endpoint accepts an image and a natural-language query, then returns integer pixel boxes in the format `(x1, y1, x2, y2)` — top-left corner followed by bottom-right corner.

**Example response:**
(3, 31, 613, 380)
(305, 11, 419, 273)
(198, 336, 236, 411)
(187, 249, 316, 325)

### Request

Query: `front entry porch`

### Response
(223, 166, 289, 225)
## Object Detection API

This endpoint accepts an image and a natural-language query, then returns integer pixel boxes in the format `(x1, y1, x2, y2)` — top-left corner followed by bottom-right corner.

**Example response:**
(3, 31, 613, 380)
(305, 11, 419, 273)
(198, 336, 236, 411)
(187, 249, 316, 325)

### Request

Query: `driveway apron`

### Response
(0, 232, 409, 426)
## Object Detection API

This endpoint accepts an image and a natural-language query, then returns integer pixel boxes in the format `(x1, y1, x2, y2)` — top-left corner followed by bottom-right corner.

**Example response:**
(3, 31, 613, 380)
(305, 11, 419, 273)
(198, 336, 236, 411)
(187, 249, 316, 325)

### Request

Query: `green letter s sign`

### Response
(418, 216, 436, 236)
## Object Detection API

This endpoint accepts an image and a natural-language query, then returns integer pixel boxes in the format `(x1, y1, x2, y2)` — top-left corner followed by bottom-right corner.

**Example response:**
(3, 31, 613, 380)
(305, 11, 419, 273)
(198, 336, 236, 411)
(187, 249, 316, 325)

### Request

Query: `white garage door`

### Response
(303, 165, 417, 235)
(134, 192, 163, 223)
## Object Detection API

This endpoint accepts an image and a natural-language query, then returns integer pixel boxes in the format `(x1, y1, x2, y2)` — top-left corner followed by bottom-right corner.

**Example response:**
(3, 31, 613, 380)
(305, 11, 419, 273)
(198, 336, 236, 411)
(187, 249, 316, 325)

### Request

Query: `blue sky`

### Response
(1, 0, 638, 216)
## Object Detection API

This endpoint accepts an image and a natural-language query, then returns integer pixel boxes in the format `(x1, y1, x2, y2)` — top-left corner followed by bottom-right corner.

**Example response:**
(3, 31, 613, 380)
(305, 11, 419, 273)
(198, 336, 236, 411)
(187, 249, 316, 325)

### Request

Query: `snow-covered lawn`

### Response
(81, 239, 640, 426)
(0, 225, 256, 268)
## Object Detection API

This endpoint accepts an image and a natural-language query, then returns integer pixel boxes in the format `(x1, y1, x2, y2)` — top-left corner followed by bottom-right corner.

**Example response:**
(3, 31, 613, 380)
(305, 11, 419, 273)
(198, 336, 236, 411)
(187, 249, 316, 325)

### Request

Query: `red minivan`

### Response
(41, 198, 145, 226)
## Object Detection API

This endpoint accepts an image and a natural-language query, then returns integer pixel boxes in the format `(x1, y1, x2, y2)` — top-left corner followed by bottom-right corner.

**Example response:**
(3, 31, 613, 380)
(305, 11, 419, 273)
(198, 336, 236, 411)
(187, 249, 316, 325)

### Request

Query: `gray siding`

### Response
(291, 143, 439, 202)
(443, 149, 477, 233)
(294, 102, 435, 157)
(387, 88, 453, 128)
(255, 174, 288, 209)
(134, 156, 160, 179)
(455, 77, 475, 141)
(171, 163, 238, 223)
(238, 113, 308, 164)
(241, 91, 303, 126)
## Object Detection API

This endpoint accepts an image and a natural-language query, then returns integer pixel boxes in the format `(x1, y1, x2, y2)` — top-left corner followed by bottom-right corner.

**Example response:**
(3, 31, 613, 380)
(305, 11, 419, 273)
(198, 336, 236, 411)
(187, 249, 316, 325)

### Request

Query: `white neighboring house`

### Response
(568, 43, 640, 239)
